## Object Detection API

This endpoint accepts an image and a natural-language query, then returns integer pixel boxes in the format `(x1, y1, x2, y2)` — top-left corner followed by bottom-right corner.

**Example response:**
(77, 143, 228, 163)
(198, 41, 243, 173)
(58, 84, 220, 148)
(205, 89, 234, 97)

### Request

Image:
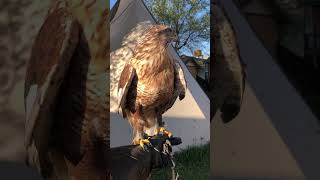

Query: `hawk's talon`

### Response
(156, 127, 173, 137)
(136, 138, 151, 151)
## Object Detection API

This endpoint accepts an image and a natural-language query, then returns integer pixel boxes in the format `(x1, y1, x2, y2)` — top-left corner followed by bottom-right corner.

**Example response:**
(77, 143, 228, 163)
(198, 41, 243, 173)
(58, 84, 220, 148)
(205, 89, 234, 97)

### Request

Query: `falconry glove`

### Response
(110, 134, 181, 180)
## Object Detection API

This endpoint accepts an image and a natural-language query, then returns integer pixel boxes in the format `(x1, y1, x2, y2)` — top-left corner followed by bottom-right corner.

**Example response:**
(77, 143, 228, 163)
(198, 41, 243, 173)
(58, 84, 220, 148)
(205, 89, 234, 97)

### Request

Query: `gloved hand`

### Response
(110, 134, 181, 180)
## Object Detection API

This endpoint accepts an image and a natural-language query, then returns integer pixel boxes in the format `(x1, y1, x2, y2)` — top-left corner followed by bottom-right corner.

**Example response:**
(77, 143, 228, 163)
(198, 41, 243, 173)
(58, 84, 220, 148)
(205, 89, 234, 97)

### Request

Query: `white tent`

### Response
(110, 0, 210, 149)
(212, 1, 320, 179)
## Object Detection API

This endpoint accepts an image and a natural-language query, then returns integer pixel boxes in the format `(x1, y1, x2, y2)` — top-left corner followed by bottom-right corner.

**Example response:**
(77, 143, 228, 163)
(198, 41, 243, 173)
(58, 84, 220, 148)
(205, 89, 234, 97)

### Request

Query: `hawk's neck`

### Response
(134, 40, 172, 63)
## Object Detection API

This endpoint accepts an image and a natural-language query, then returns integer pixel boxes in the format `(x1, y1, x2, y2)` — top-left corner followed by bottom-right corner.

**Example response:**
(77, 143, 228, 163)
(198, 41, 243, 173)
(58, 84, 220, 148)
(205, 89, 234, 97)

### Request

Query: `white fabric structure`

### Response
(212, 1, 320, 179)
(110, 0, 210, 150)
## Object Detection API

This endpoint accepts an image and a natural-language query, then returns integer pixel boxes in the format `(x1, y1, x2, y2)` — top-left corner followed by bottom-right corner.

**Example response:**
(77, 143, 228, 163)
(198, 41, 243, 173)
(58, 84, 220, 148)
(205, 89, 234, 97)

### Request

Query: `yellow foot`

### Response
(134, 138, 151, 150)
(155, 127, 173, 137)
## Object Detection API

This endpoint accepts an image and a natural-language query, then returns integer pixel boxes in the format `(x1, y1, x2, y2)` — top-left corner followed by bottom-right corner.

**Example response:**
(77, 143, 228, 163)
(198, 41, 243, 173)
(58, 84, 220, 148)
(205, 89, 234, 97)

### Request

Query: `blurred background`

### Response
(0, 0, 51, 162)
(211, 1, 320, 179)
(0, 0, 50, 179)
(235, 0, 320, 121)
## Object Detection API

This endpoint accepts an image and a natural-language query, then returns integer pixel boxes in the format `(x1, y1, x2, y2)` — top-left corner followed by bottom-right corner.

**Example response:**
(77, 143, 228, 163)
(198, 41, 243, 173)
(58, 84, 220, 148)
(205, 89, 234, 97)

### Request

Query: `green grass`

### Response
(150, 143, 210, 180)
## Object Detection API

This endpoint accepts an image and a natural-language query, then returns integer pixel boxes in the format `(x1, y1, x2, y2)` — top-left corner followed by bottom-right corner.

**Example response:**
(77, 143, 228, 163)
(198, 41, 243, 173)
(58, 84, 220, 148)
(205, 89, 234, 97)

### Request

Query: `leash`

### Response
(127, 137, 180, 180)
(157, 139, 179, 180)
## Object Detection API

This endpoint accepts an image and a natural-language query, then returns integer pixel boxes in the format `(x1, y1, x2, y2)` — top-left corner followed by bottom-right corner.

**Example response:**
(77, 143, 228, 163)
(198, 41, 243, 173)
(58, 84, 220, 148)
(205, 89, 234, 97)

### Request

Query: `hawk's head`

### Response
(149, 25, 177, 46)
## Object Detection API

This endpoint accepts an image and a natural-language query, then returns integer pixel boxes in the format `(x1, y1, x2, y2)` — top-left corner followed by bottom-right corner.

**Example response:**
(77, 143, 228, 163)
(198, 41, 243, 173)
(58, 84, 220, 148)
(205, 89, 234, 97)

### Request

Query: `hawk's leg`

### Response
(131, 106, 151, 149)
(157, 113, 165, 127)
(154, 114, 172, 138)
(144, 110, 159, 137)
(133, 131, 151, 150)
(155, 127, 173, 138)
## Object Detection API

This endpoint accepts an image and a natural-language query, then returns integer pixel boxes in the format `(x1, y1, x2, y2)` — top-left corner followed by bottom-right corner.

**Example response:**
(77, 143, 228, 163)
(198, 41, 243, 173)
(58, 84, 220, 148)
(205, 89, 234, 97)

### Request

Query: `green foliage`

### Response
(150, 143, 210, 180)
(144, 0, 210, 55)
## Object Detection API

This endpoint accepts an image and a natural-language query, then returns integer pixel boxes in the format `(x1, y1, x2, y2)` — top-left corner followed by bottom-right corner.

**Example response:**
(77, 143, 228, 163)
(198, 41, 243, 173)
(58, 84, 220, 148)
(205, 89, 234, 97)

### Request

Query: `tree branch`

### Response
(177, 31, 195, 50)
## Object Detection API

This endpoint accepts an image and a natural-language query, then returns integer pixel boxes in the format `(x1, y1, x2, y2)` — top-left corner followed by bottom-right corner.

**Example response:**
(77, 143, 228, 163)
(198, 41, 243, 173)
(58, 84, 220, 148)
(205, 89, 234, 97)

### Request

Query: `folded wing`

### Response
(24, 8, 80, 169)
(117, 63, 136, 118)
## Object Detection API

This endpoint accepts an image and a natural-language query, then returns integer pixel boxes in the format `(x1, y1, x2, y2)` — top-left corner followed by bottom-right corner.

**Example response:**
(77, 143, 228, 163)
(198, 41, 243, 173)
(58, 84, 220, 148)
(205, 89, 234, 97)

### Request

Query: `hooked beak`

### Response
(167, 35, 177, 47)
(172, 34, 178, 42)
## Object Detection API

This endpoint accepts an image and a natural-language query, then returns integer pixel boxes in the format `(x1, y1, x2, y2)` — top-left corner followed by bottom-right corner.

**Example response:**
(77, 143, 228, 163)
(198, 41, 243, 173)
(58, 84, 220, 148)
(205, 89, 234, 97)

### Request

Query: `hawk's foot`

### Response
(155, 127, 173, 138)
(133, 138, 151, 150)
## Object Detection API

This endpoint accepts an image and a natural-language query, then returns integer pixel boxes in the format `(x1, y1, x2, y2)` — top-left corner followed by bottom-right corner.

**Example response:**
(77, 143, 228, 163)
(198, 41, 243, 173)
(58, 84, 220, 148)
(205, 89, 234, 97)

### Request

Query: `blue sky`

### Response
(110, 0, 116, 8)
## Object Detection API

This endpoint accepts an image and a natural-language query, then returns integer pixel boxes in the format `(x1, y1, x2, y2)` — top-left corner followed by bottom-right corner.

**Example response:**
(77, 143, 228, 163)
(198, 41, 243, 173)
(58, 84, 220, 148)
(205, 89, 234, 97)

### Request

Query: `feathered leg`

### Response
(143, 112, 173, 138)
(143, 109, 159, 137)
(127, 106, 150, 149)
(155, 113, 172, 137)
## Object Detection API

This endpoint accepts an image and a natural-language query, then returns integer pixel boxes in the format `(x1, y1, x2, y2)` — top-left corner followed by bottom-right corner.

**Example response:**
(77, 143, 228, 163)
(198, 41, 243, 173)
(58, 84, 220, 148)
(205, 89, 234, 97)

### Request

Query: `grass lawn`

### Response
(150, 143, 210, 180)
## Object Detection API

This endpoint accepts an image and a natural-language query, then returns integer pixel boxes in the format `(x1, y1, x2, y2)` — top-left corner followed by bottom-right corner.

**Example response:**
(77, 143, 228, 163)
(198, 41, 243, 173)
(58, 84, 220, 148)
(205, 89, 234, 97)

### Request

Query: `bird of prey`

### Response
(24, 0, 109, 179)
(117, 24, 187, 147)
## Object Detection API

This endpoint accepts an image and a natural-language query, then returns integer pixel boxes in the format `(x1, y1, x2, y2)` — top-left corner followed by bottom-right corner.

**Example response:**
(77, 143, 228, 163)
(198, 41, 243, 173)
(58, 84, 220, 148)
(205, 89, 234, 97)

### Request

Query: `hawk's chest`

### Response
(133, 50, 174, 77)
(132, 52, 175, 105)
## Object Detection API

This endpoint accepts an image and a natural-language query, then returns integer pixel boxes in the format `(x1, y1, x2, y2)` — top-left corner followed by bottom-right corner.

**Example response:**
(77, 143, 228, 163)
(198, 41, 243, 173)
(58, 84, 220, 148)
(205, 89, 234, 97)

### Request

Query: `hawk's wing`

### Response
(211, 4, 246, 122)
(24, 8, 79, 165)
(174, 61, 187, 100)
(158, 61, 187, 115)
(117, 63, 136, 117)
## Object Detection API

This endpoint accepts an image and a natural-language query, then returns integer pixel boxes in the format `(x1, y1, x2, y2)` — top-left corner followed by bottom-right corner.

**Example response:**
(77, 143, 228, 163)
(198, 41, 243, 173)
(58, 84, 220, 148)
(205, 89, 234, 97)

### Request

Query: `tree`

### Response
(144, 0, 210, 55)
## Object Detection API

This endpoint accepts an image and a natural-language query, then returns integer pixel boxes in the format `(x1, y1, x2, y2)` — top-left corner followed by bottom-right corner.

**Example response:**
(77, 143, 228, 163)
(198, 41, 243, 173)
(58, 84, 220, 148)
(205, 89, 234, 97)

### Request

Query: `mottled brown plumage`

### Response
(24, 1, 109, 179)
(118, 25, 187, 144)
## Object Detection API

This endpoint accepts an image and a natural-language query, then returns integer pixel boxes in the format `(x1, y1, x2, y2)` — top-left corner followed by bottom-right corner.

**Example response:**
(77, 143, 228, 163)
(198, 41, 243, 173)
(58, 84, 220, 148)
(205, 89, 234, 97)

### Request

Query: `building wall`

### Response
(187, 66, 198, 78)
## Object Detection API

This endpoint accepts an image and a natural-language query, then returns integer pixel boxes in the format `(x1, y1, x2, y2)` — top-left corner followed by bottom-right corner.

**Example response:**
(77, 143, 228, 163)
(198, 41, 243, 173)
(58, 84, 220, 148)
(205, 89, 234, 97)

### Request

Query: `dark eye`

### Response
(159, 28, 172, 35)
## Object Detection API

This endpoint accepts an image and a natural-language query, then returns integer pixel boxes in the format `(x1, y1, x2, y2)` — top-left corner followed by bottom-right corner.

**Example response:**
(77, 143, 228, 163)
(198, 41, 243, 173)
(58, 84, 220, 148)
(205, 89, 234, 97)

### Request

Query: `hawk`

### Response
(117, 24, 187, 147)
(24, 0, 109, 179)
